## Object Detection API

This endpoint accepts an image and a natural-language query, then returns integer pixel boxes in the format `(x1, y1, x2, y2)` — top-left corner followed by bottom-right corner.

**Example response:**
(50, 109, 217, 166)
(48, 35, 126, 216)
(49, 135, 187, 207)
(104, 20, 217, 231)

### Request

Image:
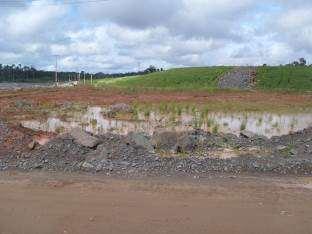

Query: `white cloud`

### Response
(4, 1, 66, 37)
(1, 0, 312, 72)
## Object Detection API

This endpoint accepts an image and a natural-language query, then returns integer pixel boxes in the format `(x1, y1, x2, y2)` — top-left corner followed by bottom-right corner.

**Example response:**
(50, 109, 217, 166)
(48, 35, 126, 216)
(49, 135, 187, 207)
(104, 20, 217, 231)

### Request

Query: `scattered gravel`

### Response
(0, 82, 54, 91)
(218, 67, 256, 89)
(1, 119, 311, 176)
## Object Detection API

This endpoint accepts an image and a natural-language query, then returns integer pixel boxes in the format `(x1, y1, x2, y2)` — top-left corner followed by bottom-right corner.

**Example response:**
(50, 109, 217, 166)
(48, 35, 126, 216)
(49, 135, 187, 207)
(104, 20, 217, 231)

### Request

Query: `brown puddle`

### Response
(21, 107, 312, 138)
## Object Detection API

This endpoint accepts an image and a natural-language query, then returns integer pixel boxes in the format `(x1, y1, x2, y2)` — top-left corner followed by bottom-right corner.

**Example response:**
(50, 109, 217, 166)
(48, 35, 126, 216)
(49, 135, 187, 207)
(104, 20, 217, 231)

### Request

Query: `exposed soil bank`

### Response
(0, 172, 311, 234)
(1, 86, 312, 121)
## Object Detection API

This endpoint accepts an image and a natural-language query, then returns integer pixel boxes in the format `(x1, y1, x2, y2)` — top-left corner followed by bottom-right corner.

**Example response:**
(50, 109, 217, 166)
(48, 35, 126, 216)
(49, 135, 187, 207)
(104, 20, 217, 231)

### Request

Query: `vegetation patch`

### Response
(256, 66, 312, 91)
(94, 67, 232, 91)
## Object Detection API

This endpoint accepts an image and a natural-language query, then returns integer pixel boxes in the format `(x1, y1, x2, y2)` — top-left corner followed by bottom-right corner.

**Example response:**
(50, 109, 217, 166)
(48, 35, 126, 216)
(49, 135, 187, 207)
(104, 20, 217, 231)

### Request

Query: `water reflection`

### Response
(21, 107, 312, 138)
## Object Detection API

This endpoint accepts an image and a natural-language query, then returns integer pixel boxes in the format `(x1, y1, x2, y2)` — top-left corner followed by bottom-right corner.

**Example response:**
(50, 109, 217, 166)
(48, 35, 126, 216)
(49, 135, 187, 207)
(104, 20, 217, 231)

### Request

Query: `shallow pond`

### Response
(21, 106, 312, 138)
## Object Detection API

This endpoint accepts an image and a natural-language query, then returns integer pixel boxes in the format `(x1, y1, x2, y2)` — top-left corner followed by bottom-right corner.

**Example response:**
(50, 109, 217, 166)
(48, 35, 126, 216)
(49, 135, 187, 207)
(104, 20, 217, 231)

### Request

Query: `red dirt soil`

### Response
(0, 172, 311, 234)
(1, 86, 311, 106)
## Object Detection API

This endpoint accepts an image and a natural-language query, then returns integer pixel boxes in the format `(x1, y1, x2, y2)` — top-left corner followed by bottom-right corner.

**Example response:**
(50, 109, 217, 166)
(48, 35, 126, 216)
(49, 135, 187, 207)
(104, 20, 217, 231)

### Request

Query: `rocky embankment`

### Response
(218, 67, 256, 89)
(1, 119, 311, 176)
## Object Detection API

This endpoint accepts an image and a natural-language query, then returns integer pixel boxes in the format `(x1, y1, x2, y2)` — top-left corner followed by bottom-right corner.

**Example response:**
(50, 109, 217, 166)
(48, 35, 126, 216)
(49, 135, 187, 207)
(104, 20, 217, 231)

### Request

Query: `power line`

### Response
(0, 0, 109, 7)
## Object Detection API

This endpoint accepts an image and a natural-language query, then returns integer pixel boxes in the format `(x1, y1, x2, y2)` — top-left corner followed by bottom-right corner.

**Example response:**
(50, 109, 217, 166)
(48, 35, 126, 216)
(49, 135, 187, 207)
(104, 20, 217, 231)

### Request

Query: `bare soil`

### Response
(1, 86, 311, 114)
(0, 172, 311, 234)
(1, 86, 311, 234)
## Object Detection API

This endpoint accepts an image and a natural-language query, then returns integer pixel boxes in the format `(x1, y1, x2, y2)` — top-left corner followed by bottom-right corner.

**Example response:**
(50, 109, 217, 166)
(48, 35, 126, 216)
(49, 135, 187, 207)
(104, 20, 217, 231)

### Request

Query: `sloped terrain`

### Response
(257, 66, 312, 91)
(95, 67, 231, 91)
(218, 67, 256, 89)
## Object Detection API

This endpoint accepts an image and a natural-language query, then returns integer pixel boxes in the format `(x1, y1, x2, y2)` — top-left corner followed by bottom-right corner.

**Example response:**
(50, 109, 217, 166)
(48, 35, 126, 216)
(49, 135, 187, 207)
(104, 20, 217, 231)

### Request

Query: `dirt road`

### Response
(0, 172, 311, 234)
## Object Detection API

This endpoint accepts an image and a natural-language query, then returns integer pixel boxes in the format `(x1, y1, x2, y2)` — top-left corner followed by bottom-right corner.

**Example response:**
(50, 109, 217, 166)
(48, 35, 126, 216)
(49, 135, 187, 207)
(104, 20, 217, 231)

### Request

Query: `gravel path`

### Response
(218, 67, 256, 89)
(0, 82, 54, 91)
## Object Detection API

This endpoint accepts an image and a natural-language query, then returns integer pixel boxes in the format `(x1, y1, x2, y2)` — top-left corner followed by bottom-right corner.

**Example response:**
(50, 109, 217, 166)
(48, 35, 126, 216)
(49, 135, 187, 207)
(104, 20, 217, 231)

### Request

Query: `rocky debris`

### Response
(104, 103, 133, 118)
(240, 130, 257, 139)
(218, 67, 256, 89)
(19, 135, 91, 171)
(151, 131, 180, 152)
(127, 132, 154, 152)
(1, 119, 312, 176)
(0, 82, 53, 91)
(28, 141, 37, 150)
(85, 144, 110, 162)
(14, 100, 33, 110)
(0, 120, 35, 157)
(175, 132, 204, 153)
(81, 162, 94, 170)
(69, 128, 100, 148)
(277, 145, 287, 151)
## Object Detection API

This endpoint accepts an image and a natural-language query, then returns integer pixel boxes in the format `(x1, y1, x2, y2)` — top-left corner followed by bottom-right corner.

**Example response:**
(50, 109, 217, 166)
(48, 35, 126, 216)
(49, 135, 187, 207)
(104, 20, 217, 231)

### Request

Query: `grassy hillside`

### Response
(95, 67, 231, 91)
(257, 66, 312, 91)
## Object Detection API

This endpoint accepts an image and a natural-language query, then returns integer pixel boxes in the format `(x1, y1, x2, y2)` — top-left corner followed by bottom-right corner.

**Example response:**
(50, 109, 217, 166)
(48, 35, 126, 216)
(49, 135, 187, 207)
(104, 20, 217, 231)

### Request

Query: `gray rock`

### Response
(110, 103, 132, 113)
(240, 130, 256, 139)
(82, 162, 94, 169)
(70, 128, 99, 148)
(28, 141, 37, 150)
(290, 149, 298, 156)
(104, 103, 133, 117)
(86, 144, 110, 162)
(175, 133, 198, 153)
(14, 100, 32, 109)
(277, 145, 287, 151)
(152, 131, 179, 151)
(128, 132, 154, 152)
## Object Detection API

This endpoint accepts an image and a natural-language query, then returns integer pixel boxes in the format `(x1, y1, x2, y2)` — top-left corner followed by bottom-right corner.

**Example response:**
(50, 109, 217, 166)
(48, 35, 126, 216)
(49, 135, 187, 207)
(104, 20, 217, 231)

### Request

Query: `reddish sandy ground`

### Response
(0, 86, 311, 106)
(0, 86, 311, 121)
(0, 172, 311, 234)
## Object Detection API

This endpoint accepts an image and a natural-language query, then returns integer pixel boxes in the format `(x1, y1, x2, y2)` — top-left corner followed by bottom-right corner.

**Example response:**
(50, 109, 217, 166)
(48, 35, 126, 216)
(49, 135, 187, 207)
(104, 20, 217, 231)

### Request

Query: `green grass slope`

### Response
(257, 66, 312, 91)
(95, 67, 231, 91)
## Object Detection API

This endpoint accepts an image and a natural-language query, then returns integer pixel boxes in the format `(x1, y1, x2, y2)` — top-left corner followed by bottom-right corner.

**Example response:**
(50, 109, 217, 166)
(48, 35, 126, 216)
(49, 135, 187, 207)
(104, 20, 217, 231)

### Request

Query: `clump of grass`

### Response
(55, 126, 65, 134)
(272, 122, 279, 128)
(202, 106, 210, 118)
(144, 109, 151, 118)
(132, 109, 139, 121)
(176, 105, 183, 116)
(90, 119, 97, 128)
(212, 125, 219, 134)
(240, 121, 247, 131)
(191, 105, 197, 114)
(207, 118, 214, 128)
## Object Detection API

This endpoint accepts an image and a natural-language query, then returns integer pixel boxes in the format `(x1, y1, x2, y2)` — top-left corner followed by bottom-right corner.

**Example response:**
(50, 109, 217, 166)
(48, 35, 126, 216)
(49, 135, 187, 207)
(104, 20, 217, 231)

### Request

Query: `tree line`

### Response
(0, 64, 162, 83)
(263, 58, 312, 67)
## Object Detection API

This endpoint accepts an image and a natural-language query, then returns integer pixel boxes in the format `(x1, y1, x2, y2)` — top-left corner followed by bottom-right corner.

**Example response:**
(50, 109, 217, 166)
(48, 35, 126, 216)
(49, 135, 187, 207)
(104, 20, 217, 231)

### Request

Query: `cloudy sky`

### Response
(0, 0, 312, 72)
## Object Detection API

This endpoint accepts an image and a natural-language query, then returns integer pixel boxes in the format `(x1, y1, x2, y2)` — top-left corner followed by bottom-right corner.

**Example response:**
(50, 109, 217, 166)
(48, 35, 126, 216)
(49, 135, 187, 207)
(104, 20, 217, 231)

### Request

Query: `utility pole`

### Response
(12, 67, 14, 82)
(138, 62, 141, 73)
(83, 72, 86, 84)
(90, 74, 93, 85)
(54, 55, 59, 86)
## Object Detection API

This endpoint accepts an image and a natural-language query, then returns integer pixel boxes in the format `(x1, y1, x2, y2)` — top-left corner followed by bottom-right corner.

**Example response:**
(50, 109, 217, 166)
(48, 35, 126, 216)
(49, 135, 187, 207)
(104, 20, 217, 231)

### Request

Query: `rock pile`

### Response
(1, 125, 311, 176)
(218, 67, 257, 89)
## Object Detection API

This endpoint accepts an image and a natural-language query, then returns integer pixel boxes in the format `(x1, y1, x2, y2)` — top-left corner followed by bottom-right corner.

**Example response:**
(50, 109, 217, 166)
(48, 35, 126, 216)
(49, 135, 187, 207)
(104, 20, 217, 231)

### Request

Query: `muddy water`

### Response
(21, 107, 312, 138)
